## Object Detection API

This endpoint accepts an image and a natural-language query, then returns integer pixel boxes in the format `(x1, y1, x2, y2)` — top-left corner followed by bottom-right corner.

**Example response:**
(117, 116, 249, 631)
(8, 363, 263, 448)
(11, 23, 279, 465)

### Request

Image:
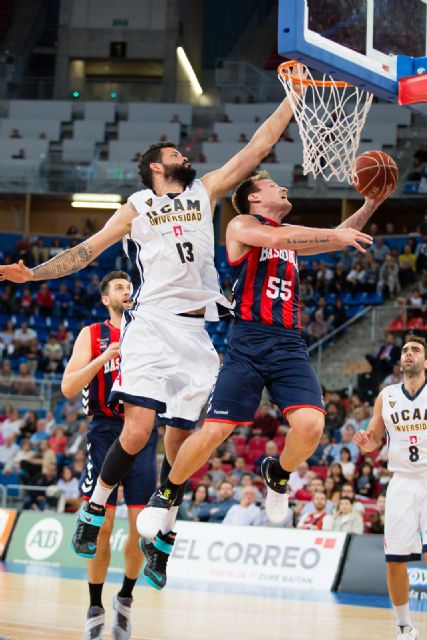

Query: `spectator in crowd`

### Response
(11, 148, 26, 159)
(57, 466, 80, 512)
(170, 114, 180, 123)
(340, 482, 365, 515)
(42, 333, 64, 374)
(0, 361, 16, 394)
(324, 402, 344, 439)
(30, 438, 57, 476)
(307, 431, 333, 466)
(365, 332, 400, 378)
(36, 283, 55, 317)
(324, 476, 341, 504)
(251, 403, 279, 439)
(330, 299, 347, 329)
(0, 320, 15, 347)
(339, 447, 355, 481)
(55, 322, 73, 357)
(178, 484, 210, 521)
(216, 436, 237, 464)
(18, 410, 38, 439)
(9, 128, 21, 138)
(346, 261, 367, 293)
(86, 274, 101, 304)
(48, 238, 63, 257)
(370, 237, 390, 263)
(30, 420, 50, 447)
(370, 493, 386, 534)
(44, 410, 56, 434)
(0, 407, 21, 439)
(16, 286, 33, 315)
(415, 234, 427, 272)
(55, 283, 72, 317)
(331, 427, 359, 463)
(297, 491, 333, 530)
(49, 426, 68, 466)
(327, 463, 346, 491)
(238, 133, 248, 143)
(332, 496, 364, 533)
(13, 322, 37, 355)
(307, 310, 329, 343)
(300, 478, 335, 516)
(71, 279, 88, 317)
(13, 362, 37, 396)
(230, 456, 247, 482)
(3, 437, 36, 477)
(377, 255, 400, 298)
(32, 238, 49, 265)
(208, 455, 226, 488)
(234, 472, 262, 502)
(0, 435, 20, 471)
(209, 132, 220, 143)
(288, 461, 310, 495)
(0, 285, 15, 314)
(315, 262, 335, 294)
(25, 338, 43, 375)
(356, 461, 377, 498)
(365, 259, 380, 293)
(381, 363, 403, 388)
(71, 448, 86, 479)
(343, 406, 369, 432)
(12, 236, 32, 263)
(67, 225, 79, 236)
(254, 440, 279, 475)
(196, 481, 238, 523)
(222, 485, 262, 526)
(65, 420, 88, 456)
(398, 243, 417, 288)
(385, 222, 395, 235)
(23, 462, 58, 511)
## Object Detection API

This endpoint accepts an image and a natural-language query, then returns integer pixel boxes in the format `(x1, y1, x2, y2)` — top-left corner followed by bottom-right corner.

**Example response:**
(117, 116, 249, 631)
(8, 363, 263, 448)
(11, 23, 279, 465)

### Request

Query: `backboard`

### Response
(278, 0, 427, 105)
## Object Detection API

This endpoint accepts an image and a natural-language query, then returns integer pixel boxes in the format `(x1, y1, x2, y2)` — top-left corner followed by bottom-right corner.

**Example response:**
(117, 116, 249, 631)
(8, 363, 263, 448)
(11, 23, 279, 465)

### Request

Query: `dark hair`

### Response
(191, 483, 209, 502)
(138, 141, 178, 189)
(340, 496, 353, 504)
(405, 334, 427, 358)
(231, 170, 270, 215)
(100, 271, 130, 295)
(340, 446, 351, 461)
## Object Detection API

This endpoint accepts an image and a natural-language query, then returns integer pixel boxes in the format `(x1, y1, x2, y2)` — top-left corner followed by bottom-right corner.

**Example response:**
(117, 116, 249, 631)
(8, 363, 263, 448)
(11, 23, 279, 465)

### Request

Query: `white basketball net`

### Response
(278, 63, 373, 183)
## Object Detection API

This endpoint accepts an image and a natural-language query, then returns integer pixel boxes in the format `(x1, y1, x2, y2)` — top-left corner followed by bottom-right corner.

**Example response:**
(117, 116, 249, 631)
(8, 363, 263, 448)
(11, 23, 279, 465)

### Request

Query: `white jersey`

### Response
(125, 179, 231, 321)
(381, 382, 427, 475)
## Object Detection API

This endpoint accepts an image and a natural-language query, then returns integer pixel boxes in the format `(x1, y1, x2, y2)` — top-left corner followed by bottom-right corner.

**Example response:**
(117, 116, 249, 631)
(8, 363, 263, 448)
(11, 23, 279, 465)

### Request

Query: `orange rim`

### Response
(278, 60, 353, 88)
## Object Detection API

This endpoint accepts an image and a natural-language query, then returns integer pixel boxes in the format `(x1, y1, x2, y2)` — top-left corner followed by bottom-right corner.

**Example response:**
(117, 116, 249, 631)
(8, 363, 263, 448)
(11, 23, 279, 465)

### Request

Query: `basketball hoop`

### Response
(278, 61, 374, 183)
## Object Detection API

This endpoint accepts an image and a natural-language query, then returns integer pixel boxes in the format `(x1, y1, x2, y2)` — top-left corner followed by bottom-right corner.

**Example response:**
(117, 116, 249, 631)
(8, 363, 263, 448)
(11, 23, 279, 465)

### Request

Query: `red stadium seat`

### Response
(310, 465, 328, 479)
(386, 318, 405, 332)
(247, 436, 268, 450)
(407, 317, 425, 330)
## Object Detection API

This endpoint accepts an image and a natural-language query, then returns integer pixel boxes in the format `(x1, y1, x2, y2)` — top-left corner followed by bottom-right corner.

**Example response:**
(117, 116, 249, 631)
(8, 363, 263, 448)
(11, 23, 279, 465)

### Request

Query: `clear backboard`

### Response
(278, 0, 427, 105)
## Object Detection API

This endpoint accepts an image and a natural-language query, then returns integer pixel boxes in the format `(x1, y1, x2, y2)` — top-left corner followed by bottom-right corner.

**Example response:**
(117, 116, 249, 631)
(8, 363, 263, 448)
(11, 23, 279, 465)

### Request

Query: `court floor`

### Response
(0, 566, 426, 640)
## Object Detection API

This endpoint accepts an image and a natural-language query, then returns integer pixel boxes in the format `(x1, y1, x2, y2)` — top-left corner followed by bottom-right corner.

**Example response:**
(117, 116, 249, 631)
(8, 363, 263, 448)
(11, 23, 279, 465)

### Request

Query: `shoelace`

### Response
(149, 546, 169, 573)
(77, 519, 99, 544)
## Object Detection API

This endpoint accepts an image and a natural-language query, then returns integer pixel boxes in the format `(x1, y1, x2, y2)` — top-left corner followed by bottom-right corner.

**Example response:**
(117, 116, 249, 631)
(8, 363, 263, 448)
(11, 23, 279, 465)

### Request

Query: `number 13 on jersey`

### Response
(176, 241, 194, 264)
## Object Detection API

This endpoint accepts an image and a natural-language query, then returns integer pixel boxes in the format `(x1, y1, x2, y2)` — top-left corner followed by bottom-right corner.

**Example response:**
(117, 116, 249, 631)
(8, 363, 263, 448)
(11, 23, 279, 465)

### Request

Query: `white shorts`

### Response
(384, 474, 427, 562)
(110, 304, 219, 429)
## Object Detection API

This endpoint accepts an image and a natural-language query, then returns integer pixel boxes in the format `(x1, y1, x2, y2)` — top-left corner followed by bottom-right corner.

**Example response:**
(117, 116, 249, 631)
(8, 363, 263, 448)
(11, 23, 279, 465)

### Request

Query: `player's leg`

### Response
(72, 405, 157, 557)
(385, 476, 419, 639)
(161, 424, 194, 529)
(138, 335, 263, 539)
(84, 507, 115, 640)
(110, 507, 144, 640)
(262, 345, 325, 522)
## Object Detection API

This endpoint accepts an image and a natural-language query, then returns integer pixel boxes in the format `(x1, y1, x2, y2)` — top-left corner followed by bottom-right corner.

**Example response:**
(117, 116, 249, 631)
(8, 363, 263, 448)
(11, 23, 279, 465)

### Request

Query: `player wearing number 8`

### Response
(353, 336, 427, 640)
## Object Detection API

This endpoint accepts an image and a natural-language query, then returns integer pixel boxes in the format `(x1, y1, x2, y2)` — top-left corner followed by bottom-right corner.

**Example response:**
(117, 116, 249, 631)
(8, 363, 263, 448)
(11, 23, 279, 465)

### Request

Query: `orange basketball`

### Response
(353, 150, 398, 199)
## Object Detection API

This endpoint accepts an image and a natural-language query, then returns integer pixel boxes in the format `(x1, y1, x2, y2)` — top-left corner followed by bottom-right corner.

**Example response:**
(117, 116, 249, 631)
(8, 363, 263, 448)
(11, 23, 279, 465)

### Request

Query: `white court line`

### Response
(0, 620, 160, 640)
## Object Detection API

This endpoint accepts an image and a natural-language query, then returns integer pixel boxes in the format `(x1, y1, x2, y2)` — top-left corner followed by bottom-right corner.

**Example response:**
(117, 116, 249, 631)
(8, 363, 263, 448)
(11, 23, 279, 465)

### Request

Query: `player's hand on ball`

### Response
(333, 228, 373, 253)
(101, 342, 120, 363)
(0, 260, 34, 283)
(290, 63, 308, 96)
(352, 431, 371, 449)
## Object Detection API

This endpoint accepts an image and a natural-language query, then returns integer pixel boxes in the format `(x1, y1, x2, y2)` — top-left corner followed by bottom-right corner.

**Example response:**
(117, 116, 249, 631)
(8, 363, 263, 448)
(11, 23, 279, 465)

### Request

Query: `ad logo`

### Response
(25, 518, 63, 560)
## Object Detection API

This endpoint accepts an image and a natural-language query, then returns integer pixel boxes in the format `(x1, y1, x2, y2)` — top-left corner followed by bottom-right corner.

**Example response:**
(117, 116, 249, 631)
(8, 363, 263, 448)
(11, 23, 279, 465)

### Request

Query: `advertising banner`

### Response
(6, 513, 346, 591)
(0, 509, 17, 558)
(408, 564, 427, 602)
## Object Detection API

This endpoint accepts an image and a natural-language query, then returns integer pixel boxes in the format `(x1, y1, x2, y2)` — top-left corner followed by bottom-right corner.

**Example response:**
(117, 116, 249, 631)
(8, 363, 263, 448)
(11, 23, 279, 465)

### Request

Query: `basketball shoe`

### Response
(397, 626, 418, 639)
(140, 530, 176, 590)
(136, 489, 174, 539)
(72, 501, 105, 557)
(261, 457, 289, 523)
(84, 605, 105, 639)
(111, 594, 133, 640)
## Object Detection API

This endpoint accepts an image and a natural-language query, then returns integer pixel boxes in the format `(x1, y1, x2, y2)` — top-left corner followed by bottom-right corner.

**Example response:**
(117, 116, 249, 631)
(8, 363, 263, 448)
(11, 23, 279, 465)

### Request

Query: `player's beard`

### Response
(401, 362, 425, 377)
(163, 162, 196, 188)
(110, 301, 131, 315)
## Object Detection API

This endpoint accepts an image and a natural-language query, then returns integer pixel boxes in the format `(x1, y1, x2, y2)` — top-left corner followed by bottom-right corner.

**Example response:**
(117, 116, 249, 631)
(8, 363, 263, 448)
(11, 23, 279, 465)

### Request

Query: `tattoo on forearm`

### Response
(288, 236, 331, 245)
(32, 242, 93, 280)
(338, 206, 373, 230)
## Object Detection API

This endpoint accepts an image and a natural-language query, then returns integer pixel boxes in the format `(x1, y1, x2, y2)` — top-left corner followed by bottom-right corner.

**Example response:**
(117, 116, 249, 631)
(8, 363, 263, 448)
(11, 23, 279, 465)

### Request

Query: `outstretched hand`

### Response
(0, 260, 33, 283)
(333, 228, 373, 253)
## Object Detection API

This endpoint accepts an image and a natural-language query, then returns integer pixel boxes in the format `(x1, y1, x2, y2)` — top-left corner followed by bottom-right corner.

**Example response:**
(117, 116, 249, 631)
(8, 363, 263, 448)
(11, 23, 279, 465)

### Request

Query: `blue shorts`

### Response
(206, 321, 325, 424)
(79, 416, 158, 508)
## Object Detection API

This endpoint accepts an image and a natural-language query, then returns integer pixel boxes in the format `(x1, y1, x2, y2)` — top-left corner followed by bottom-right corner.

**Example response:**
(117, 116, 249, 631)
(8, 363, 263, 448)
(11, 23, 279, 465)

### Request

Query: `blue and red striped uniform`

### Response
(79, 320, 157, 507)
(84, 320, 123, 421)
(230, 215, 301, 329)
(205, 213, 324, 425)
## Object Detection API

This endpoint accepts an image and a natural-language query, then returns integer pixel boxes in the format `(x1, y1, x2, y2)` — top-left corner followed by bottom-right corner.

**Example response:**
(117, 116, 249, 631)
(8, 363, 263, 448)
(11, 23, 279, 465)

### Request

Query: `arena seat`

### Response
(62, 140, 95, 162)
(310, 466, 328, 479)
(91, 160, 139, 183)
(117, 121, 180, 142)
(8, 100, 72, 121)
(407, 317, 425, 330)
(83, 101, 117, 122)
(73, 120, 106, 142)
(0, 118, 61, 140)
(127, 102, 193, 126)
(0, 138, 48, 159)
(386, 318, 405, 332)
(108, 141, 151, 161)
(224, 103, 278, 123)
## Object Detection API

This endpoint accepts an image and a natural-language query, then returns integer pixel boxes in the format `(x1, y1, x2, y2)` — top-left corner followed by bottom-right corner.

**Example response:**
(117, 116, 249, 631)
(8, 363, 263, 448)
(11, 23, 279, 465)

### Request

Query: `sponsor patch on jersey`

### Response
(145, 198, 153, 206)
(389, 400, 396, 407)
(173, 225, 183, 237)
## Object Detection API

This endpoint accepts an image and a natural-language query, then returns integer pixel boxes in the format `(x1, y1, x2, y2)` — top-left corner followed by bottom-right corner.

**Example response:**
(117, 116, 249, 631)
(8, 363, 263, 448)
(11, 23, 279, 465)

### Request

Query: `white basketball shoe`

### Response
(397, 626, 419, 639)
(261, 457, 289, 524)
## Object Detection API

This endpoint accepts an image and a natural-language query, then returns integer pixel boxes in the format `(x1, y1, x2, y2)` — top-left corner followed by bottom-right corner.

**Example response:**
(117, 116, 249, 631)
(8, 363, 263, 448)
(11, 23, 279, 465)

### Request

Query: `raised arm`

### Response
(352, 394, 385, 453)
(61, 327, 120, 398)
(0, 202, 137, 283)
(226, 216, 372, 258)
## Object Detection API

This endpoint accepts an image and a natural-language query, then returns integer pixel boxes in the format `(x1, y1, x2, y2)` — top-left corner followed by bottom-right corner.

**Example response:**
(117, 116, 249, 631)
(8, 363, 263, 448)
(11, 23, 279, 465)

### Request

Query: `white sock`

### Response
(394, 602, 412, 628)
(162, 506, 178, 534)
(91, 480, 115, 507)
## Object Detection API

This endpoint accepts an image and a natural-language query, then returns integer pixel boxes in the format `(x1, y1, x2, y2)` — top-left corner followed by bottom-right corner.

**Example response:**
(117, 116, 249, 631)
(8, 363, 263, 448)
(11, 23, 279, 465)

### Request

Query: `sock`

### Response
(160, 455, 171, 485)
(394, 602, 412, 628)
(100, 439, 136, 487)
(270, 459, 290, 483)
(160, 477, 183, 503)
(88, 582, 104, 609)
(160, 455, 186, 506)
(91, 481, 114, 508)
(117, 575, 137, 599)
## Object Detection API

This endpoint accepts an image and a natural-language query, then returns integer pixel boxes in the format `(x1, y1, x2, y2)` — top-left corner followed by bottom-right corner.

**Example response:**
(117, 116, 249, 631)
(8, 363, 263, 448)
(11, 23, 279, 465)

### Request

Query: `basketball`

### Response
(353, 150, 398, 199)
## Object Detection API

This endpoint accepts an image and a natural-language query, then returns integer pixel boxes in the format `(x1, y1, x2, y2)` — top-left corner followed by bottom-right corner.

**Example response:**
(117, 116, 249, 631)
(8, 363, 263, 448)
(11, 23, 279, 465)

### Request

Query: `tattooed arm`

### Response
(226, 215, 372, 262)
(337, 197, 386, 231)
(0, 203, 137, 283)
